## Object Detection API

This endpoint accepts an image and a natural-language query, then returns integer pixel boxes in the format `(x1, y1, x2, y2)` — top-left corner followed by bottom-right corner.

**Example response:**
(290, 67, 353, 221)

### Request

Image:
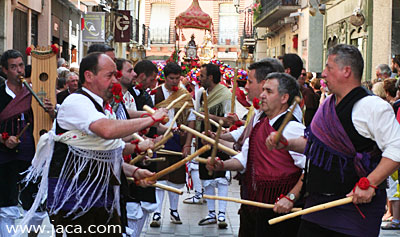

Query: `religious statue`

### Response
(185, 34, 198, 59)
(199, 32, 214, 64)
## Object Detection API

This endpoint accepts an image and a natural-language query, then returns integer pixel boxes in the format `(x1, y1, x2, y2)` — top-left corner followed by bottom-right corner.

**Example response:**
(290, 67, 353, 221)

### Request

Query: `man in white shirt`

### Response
(23, 52, 168, 236)
(267, 44, 400, 237)
(208, 72, 305, 236)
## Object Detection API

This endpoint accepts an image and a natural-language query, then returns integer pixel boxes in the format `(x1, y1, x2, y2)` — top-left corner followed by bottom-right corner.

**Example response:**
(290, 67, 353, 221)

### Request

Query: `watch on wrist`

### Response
(287, 193, 296, 202)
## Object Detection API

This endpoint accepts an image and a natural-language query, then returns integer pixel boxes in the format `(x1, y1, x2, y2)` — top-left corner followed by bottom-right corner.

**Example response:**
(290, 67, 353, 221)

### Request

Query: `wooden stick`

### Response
(146, 157, 166, 162)
(272, 96, 301, 145)
(152, 182, 183, 195)
(147, 145, 211, 181)
(203, 195, 302, 212)
(164, 101, 188, 136)
(180, 124, 238, 156)
(268, 197, 353, 225)
(127, 178, 183, 195)
(202, 91, 211, 134)
(231, 67, 238, 113)
(129, 132, 173, 165)
(192, 110, 220, 128)
(195, 157, 208, 164)
(157, 149, 183, 156)
(21, 78, 46, 109)
(166, 94, 188, 110)
(209, 120, 223, 175)
(132, 133, 153, 157)
(16, 123, 30, 141)
(143, 105, 169, 124)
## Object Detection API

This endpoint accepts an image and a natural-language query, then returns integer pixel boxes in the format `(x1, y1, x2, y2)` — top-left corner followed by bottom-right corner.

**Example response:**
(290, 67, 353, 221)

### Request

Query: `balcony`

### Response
(254, 0, 300, 28)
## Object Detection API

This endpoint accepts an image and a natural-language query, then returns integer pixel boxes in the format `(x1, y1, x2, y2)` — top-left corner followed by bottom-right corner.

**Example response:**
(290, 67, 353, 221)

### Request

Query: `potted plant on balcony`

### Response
(252, 0, 262, 21)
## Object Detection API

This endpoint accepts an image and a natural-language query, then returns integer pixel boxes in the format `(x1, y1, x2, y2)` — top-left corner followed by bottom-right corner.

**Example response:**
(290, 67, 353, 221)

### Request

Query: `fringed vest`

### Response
(305, 87, 384, 195)
(244, 116, 302, 204)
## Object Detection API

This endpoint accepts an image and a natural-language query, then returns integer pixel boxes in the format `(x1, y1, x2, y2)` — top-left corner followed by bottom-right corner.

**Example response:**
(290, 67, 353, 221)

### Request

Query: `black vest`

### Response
(305, 87, 383, 195)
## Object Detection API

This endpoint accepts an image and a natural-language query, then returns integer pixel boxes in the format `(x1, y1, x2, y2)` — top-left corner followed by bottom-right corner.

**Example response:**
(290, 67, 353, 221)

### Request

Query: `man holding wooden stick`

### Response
(208, 72, 305, 236)
(267, 44, 400, 236)
(0, 49, 55, 236)
(150, 62, 195, 227)
(196, 63, 232, 228)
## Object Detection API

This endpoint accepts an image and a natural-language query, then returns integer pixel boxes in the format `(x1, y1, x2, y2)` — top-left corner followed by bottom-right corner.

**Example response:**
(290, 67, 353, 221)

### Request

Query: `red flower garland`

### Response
(150, 89, 157, 95)
(253, 97, 261, 110)
(135, 83, 143, 90)
(2, 132, 9, 140)
(25, 46, 33, 56)
(123, 154, 132, 163)
(51, 44, 59, 54)
(171, 86, 179, 92)
(111, 83, 123, 103)
(116, 70, 123, 79)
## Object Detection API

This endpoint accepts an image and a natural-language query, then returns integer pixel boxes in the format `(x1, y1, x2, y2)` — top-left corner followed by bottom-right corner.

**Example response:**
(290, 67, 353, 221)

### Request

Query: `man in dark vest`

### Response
(208, 72, 305, 236)
(150, 62, 195, 227)
(267, 44, 400, 236)
(0, 49, 55, 236)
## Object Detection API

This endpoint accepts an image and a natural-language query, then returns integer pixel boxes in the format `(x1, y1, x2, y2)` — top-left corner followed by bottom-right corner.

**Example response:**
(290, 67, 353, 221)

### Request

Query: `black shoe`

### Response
(170, 209, 182, 224)
(218, 212, 228, 229)
(150, 212, 161, 227)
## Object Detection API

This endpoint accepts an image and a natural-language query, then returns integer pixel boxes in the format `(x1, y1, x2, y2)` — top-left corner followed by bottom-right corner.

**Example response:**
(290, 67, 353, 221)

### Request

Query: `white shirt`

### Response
(5, 80, 25, 120)
(123, 90, 137, 111)
(230, 109, 263, 142)
(204, 89, 232, 117)
(352, 96, 400, 162)
(57, 87, 107, 136)
(161, 84, 196, 128)
(234, 110, 306, 172)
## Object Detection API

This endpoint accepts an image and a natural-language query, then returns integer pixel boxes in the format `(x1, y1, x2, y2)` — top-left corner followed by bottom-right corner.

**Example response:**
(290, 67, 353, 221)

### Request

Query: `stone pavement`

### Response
(22, 178, 400, 236)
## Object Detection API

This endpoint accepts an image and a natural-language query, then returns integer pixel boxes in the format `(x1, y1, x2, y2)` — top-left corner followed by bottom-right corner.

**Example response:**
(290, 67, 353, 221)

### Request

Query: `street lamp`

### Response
(233, 0, 241, 14)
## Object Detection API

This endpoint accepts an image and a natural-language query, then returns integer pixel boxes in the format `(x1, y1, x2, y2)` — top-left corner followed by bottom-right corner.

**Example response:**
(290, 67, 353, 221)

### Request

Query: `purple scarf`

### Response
(305, 95, 378, 180)
(0, 86, 32, 122)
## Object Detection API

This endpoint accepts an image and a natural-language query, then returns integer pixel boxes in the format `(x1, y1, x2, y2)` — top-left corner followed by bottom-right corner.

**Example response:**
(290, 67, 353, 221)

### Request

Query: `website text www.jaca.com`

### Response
(6, 224, 122, 235)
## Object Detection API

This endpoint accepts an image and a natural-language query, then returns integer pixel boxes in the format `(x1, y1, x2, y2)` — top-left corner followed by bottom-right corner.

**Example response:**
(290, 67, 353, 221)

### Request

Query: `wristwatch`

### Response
(287, 193, 296, 202)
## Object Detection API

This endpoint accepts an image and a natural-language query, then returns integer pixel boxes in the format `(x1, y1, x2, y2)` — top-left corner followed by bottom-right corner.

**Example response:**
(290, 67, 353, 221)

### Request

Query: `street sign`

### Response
(115, 10, 131, 42)
(82, 12, 105, 42)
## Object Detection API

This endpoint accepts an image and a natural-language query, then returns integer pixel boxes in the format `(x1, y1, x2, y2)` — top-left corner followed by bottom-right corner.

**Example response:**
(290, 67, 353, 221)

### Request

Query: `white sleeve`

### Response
(283, 121, 306, 169)
(223, 99, 232, 117)
(187, 108, 196, 121)
(233, 137, 249, 173)
(57, 94, 106, 136)
(353, 96, 400, 162)
(230, 126, 245, 142)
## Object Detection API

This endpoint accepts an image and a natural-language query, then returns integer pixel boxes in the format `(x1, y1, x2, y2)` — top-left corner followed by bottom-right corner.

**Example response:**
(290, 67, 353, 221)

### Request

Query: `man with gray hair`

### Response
(266, 44, 400, 236)
(56, 72, 79, 104)
(208, 72, 306, 236)
(375, 63, 392, 83)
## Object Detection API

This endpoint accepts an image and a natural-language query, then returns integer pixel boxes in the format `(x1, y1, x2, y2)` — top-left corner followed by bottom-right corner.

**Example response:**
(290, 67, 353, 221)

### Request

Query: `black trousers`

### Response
(297, 219, 352, 237)
(239, 205, 301, 237)
(0, 160, 40, 210)
(50, 208, 122, 236)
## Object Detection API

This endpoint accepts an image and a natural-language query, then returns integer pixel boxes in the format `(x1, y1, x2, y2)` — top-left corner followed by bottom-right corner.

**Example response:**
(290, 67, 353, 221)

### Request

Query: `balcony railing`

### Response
(260, 0, 299, 16)
(255, 0, 300, 27)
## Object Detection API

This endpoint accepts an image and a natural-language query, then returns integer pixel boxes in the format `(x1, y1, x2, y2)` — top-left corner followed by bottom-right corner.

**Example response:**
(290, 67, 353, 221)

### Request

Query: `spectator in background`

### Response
(373, 64, 392, 84)
(383, 78, 398, 105)
(57, 58, 69, 75)
(305, 71, 313, 87)
(393, 80, 400, 114)
(310, 78, 322, 97)
(372, 81, 386, 100)
(56, 72, 79, 104)
(362, 80, 373, 91)
(392, 55, 400, 78)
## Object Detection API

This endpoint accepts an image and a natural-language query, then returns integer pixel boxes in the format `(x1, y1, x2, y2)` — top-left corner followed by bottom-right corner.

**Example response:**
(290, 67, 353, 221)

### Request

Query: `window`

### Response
(149, 4, 170, 44)
(219, 4, 238, 45)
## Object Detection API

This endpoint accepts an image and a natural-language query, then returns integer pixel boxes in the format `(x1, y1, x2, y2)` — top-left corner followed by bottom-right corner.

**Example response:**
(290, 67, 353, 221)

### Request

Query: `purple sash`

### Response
(305, 95, 377, 180)
(0, 86, 32, 122)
